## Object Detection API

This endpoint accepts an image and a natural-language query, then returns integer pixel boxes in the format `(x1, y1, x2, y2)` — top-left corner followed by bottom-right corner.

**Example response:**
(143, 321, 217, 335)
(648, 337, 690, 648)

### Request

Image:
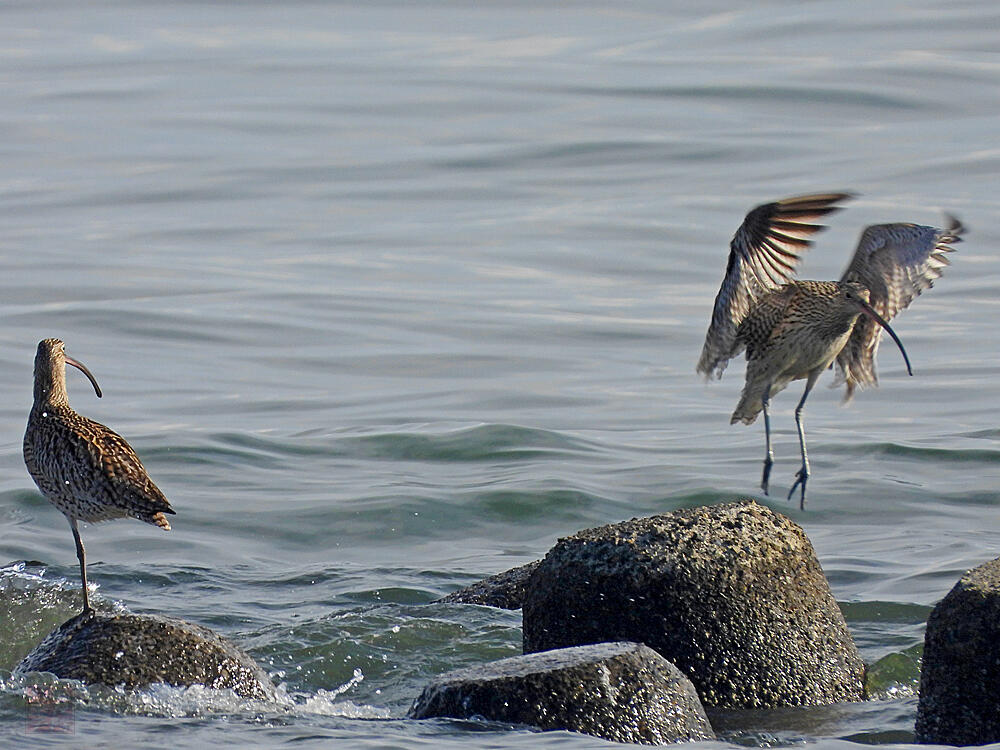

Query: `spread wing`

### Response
(696, 192, 854, 379)
(833, 215, 965, 400)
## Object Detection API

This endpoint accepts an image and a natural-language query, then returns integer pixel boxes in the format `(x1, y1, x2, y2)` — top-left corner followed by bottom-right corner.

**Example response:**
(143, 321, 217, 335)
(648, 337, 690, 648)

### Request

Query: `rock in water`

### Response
(408, 641, 715, 745)
(522, 500, 865, 708)
(16, 610, 276, 701)
(436, 561, 540, 609)
(915, 556, 1000, 745)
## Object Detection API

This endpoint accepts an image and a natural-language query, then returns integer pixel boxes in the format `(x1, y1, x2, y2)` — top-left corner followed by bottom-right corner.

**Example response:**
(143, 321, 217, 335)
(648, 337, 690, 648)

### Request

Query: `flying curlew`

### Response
(23, 338, 175, 612)
(697, 193, 964, 507)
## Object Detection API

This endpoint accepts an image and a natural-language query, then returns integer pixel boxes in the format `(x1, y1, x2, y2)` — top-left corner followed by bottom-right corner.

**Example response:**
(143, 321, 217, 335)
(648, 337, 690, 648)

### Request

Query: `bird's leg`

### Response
(760, 384, 773, 495)
(787, 371, 820, 510)
(68, 517, 90, 613)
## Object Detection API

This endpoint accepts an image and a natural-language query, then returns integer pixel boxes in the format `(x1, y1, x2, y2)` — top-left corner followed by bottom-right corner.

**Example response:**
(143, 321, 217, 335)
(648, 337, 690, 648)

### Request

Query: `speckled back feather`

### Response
(731, 281, 860, 424)
(697, 193, 854, 379)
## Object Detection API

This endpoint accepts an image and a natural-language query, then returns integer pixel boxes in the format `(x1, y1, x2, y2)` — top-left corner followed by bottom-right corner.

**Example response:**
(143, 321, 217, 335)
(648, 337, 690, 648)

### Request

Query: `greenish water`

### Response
(2, 0, 999, 747)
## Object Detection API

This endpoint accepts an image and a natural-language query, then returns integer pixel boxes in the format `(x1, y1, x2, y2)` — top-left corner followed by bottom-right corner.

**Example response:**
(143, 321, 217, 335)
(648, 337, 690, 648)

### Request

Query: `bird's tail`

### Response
(731, 370, 788, 425)
(730, 390, 763, 425)
(150, 512, 172, 530)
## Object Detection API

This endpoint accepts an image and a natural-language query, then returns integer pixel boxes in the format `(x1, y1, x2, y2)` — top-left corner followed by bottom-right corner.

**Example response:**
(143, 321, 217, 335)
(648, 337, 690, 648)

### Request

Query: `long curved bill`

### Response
(857, 299, 913, 376)
(65, 355, 103, 398)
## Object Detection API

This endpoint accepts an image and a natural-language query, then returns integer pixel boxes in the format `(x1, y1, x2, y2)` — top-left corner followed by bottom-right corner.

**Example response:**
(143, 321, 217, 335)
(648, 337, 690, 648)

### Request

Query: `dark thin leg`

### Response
(787, 371, 820, 510)
(760, 384, 773, 495)
(68, 517, 90, 612)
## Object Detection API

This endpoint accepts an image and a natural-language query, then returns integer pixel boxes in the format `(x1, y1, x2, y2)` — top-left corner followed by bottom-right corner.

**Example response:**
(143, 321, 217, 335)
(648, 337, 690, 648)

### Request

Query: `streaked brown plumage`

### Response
(697, 194, 964, 507)
(23, 338, 175, 612)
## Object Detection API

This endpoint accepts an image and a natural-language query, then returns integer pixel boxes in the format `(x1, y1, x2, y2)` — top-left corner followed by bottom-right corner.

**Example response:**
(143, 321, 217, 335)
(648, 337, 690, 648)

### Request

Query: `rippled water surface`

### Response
(2, 1, 999, 747)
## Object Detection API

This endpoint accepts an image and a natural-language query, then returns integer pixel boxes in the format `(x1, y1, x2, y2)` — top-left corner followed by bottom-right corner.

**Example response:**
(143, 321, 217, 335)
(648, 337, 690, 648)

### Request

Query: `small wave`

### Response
(340, 424, 597, 463)
(831, 441, 1000, 464)
(555, 82, 925, 112)
(838, 600, 932, 624)
(147, 424, 598, 469)
(864, 643, 923, 701)
(959, 428, 1000, 441)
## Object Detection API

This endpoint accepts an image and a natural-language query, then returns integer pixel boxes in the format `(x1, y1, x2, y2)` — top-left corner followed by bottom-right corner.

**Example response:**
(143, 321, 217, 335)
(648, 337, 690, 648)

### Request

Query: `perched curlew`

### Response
(697, 193, 964, 507)
(23, 338, 175, 612)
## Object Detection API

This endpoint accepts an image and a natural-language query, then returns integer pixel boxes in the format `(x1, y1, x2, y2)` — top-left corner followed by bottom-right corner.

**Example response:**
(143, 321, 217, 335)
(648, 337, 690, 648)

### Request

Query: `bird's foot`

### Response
(761, 457, 773, 496)
(787, 468, 808, 510)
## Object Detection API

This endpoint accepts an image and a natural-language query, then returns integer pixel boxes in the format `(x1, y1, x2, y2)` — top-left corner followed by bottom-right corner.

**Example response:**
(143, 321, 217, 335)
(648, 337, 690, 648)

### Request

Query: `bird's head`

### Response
(33, 338, 103, 405)
(841, 280, 872, 308)
(839, 283, 913, 377)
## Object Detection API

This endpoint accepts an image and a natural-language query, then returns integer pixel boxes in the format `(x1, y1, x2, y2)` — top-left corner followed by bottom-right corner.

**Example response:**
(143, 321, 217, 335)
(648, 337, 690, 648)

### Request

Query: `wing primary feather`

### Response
(833, 212, 965, 400)
(767, 230, 814, 248)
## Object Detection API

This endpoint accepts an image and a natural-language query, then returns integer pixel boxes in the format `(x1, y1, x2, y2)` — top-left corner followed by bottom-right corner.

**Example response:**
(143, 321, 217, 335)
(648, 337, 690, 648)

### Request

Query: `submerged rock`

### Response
(522, 500, 865, 709)
(436, 561, 540, 609)
(915, 556, 1000, 745)
(409, 641, 715, 745)
(16, 609, 276, 701)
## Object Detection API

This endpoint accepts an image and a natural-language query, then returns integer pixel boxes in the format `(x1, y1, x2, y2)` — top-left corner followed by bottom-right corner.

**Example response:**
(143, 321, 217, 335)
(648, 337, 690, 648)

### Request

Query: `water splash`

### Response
(3, 668, 389, 721)
(299, 669, 390, 718)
